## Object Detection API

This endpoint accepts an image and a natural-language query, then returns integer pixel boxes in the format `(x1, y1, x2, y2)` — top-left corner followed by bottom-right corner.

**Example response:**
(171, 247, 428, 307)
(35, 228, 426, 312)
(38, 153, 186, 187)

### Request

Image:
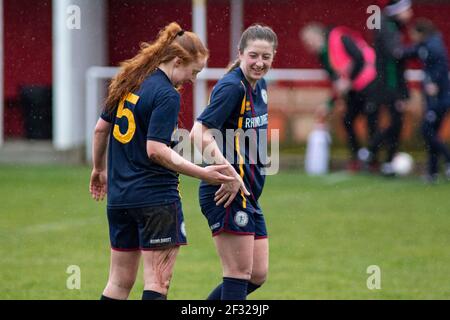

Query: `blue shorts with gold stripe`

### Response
(199, 196, 268, 239)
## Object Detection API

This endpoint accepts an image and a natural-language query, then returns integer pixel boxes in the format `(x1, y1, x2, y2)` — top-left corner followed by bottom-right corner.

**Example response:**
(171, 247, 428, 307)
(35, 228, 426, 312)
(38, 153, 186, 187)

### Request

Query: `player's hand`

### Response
(425, 82, 439, 96)
(202, 164, 236, 185)
(214, 166, 250, 208)
(89, 169, 107, 201)
(333, 78, 351, 97)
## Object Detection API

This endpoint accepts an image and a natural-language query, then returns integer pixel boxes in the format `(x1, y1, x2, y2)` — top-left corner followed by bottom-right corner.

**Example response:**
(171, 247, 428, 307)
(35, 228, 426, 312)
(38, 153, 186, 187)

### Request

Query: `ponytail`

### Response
(226, 59, 241, 73)
(104, 22, 208, 113)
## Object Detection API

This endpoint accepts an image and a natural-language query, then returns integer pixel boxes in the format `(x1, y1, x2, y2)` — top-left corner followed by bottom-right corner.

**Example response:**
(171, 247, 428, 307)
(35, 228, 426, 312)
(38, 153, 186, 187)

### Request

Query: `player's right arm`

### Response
(146, 140, 234, 185)
(147, 90, 235, 186)
(90, 118, 111, 201)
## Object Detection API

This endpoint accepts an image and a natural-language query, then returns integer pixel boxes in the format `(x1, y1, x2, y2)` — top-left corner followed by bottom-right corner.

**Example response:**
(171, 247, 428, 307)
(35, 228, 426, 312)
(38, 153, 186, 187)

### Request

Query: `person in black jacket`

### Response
(367, 0, 414, 176)
(301, 23, 379, 172)
(405, 19, 450, 182)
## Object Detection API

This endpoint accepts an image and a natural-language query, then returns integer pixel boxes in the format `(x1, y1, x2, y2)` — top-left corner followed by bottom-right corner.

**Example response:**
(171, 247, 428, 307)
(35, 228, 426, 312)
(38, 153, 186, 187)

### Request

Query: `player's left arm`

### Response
(90, 118, 111, 201)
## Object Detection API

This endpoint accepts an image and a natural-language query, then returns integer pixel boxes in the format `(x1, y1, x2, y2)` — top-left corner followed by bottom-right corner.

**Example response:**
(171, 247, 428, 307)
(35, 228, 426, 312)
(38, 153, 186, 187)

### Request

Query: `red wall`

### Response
(242, 0, 450, 69)
(4, 0, 450, 131)
(108, 0, 450, 129)
(6, 0, 450, 99)
(108, 0, 194, 127)
(107, 0, 192, 65)
(4, 0, 52, 99)
(243, 0, 373, 68)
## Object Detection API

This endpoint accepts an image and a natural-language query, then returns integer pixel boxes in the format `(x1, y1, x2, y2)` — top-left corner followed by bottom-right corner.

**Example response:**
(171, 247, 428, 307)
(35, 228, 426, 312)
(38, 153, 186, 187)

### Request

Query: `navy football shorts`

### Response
(107, 200, 187, 251)
(200, 196, 268, 239)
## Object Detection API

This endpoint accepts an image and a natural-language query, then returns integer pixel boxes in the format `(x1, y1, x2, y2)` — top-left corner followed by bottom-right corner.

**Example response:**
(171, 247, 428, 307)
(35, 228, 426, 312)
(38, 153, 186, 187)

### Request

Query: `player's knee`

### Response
(250, 275, 266, 286)
(251, 268, 268, 286)
(226, 265, 252, 280)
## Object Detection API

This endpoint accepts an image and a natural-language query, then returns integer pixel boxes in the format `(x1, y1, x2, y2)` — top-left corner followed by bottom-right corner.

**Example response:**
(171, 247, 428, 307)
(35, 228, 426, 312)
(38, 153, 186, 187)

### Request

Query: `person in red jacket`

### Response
(301, 23, 379, 172)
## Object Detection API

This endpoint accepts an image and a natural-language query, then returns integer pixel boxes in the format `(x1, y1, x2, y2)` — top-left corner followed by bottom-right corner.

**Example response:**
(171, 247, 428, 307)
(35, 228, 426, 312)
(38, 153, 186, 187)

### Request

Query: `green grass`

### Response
(0, 165, 449, 300)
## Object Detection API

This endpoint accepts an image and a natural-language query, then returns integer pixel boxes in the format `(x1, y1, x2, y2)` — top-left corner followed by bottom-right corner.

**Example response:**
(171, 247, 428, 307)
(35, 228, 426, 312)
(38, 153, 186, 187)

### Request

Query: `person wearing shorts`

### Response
(89, 22, 235, 300)
(191, 24, 278, 300)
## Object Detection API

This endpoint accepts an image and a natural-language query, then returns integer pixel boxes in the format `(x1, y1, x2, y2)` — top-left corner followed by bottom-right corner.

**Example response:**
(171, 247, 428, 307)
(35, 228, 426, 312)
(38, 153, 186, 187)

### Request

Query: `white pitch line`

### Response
(20, 216, 102, 235)
(320, 172, 353, 185)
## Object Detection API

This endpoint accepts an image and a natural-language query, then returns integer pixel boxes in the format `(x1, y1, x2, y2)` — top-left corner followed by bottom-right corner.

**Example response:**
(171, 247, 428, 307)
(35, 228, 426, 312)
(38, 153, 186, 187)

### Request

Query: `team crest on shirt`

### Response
(234, 211, 249, 227)
(261, 89, 268, 104)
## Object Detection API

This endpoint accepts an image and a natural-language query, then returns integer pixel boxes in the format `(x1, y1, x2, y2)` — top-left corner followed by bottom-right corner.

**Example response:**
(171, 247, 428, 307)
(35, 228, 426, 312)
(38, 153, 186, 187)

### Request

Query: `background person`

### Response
(367, 0, 414, 176)
(406, 18, 450, 182)
(301, 22, 379, 172)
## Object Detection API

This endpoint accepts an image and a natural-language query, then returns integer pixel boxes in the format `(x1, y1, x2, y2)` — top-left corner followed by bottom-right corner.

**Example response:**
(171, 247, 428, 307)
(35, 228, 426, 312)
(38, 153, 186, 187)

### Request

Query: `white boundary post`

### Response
(53, 0, 72, 150)
(53, 0, 106, 151)
(193, 0, 208, 120)
(230, 0, 243, 61)
(85, 66, 118, 162)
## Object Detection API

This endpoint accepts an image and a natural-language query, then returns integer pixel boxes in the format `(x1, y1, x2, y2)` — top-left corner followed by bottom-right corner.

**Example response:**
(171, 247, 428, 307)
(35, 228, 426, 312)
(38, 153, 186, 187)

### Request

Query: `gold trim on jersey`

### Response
(236, 82, 247, 209)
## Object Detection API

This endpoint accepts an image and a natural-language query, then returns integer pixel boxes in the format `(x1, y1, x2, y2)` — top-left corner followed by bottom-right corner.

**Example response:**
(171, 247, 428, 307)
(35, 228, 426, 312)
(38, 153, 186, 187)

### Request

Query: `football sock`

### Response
(100, 295, 119, 300)
(247, 282, 261, 295)
(207, 281, 261, 300)
(221, 277, 248, 300)
(142, 290, 167, 300)
(206, 283, 222, 300)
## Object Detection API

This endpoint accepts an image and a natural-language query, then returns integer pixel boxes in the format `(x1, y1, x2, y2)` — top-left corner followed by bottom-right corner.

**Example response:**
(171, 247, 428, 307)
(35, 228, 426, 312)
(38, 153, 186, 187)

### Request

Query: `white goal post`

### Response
(85, 67, 425, 162)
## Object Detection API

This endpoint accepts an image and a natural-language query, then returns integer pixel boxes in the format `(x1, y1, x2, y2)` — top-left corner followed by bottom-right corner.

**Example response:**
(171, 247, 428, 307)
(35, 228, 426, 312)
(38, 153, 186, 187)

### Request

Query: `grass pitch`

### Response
(0, 165, 449, 299)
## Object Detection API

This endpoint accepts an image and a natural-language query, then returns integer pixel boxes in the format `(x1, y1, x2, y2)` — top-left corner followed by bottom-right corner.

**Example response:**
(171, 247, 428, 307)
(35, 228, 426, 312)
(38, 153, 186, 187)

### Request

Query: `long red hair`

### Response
(104, 22, 208, 113)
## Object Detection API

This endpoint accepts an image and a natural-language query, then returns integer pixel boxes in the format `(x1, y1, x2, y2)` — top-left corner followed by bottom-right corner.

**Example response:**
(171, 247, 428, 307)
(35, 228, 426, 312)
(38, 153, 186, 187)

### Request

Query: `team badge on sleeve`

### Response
(261, 89, 268, 104)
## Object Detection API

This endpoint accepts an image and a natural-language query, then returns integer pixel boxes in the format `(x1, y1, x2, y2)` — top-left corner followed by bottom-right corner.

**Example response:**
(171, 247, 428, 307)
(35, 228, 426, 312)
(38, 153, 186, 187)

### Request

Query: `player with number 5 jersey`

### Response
(89, 22, 238, 301)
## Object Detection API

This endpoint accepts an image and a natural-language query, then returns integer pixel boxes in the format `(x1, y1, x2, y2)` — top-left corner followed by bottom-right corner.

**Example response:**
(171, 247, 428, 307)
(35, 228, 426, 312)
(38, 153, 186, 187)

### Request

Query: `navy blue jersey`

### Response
(197, 67, 269, 209)
(404, 33, 450, 111)
(101, 69, 180, 209)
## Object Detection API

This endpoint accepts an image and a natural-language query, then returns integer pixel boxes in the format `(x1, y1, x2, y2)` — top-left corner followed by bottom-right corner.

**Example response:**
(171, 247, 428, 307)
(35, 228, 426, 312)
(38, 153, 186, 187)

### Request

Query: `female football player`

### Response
(89, 22, 237, 300)
(191, 24, 278, 300)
